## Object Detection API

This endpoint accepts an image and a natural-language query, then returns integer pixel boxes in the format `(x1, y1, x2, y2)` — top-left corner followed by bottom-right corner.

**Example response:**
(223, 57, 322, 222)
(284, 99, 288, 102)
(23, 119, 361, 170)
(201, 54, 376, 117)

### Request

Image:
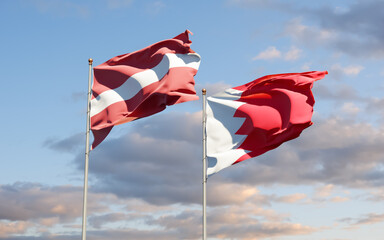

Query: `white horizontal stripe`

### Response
(91, 53, 201, 117)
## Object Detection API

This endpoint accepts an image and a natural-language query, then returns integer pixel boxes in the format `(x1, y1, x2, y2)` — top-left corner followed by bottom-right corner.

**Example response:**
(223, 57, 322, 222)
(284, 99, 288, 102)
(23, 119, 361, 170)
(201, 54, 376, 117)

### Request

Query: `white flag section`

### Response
(206, 89, 248, 176)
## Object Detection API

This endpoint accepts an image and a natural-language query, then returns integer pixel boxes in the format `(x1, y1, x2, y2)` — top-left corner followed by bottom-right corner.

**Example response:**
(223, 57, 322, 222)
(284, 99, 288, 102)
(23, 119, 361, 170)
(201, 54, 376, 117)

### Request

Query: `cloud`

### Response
(88, 213, 128, 229)
(275, 193, 307, 203)
(366, 97, 384, 122)
(252, 46, 302, 61)
(207, 183, 263, 206)
(145, 1, 166, 15)
(43, 133, 84, 154)
(253, 46, 282, 60)
(341, 102, 360, 115)
(207, 203, 316, 239)
(217, 116, 384, 188)
(284, 46, 302, 60)
(5, 112, 384, 239)
(330, 64, 364, 80)
(0, 182, 124, 239)
(313, 83, 361, 101)
(0, 183, 318, 240)
(284, 18, 334, 48)
(230, 0, 384, 58)
(144, 201, 316, 240)
(0, 182, 110, 222)
(365, 189, 384, 202)
(330, 196, 349, 203)
(287, 1, 384, 58)
(75, 112, 202, 205)
(0, 221, 33, 238)
(68, 107, 384, 209)
(340, 213, 384, 227)
(314, 184, 335, 198)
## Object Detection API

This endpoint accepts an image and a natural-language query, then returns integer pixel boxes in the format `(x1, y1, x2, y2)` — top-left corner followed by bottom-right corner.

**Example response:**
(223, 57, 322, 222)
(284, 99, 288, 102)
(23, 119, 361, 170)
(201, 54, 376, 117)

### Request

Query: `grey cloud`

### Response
(232, 0, 384, 58)
(313, 82, 361, 101)
(133, 111, 201, 142)
(145, 203, 315, 240)
(313, 1, 384, 42)
(43, 133, 84, 154)
(0, 182, 110, 222)
(217, 116, 384, 188)
(206, 205, 315, 239)
(76, 112, 203, 205)
(0, 182, 82, 221)
(88, 213, 128, 229)
(0, 236, 78, 240)
(339, 213, 384, 226)
(295, 1, 384, 58)
(365, 97, 384, 123)
(71, 108, 384, 208)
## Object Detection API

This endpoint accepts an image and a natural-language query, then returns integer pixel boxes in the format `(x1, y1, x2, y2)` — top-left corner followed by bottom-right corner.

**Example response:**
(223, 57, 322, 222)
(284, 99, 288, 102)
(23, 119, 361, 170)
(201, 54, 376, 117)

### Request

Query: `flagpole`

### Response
(202, 89, 207, 240)
(81, 58, 93, 240)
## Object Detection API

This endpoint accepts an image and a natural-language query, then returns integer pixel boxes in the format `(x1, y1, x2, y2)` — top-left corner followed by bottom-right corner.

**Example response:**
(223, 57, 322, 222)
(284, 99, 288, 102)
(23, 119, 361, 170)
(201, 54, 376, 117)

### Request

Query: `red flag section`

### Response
(91, 30, 201, 149)
(206, 71, 327, 176)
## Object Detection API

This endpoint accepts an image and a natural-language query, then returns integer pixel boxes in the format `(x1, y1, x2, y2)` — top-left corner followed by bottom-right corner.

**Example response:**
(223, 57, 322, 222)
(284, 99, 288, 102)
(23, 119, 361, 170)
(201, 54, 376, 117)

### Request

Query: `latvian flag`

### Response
(206, 71, 327, 176)
(91, 30, 201, 149)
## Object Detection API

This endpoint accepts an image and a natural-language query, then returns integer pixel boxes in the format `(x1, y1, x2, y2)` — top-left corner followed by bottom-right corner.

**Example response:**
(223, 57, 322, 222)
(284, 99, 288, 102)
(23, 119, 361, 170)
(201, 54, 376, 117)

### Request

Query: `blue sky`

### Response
(1, 0, 384, 239)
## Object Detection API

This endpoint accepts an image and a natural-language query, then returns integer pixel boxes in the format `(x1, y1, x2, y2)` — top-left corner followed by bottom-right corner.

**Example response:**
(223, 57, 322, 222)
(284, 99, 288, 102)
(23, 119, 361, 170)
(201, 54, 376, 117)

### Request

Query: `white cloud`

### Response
(340, 213, 384, 226)
(315, 184, 335, 198)
(208, 183, 259, 206)
(253, 46, 303, 61)
(253, 46, 282, 60)
(0, 221, 33, 238)
(284, 46, 302, 60)
(343, 65, 365, 75)
(277, 193, 307, 203)
(284, 18, 334, 47)
(331, 196, 349, 202)
(342, 102, 360, 115)
(330, 64, 364, 80)
(301, 62, 312, 71)
(285, 3, 384, 59)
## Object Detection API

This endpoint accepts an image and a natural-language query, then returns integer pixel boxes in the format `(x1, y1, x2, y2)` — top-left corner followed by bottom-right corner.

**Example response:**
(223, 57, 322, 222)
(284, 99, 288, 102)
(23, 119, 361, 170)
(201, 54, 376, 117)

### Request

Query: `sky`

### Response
(1, 0, 384, 239)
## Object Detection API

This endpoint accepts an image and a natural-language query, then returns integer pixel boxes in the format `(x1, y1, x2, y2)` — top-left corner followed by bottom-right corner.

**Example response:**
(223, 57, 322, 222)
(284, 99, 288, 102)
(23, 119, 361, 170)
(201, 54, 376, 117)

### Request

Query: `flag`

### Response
(91, 30, 201, 149)
(206, 71, 327, 176)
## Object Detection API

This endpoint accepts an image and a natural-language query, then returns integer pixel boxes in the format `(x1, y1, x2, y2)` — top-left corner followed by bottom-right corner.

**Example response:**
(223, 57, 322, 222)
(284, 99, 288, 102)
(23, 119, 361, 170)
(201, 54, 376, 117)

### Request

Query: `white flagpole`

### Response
(82, 58, 93, 240)
(202, 89, 207, 240)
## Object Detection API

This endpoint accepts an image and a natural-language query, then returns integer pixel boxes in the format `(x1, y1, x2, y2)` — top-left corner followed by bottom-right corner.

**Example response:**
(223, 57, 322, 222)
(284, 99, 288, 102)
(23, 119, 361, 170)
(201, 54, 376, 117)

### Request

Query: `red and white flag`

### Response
(91, 30, 201, 149)
(206, 71, 327, 176)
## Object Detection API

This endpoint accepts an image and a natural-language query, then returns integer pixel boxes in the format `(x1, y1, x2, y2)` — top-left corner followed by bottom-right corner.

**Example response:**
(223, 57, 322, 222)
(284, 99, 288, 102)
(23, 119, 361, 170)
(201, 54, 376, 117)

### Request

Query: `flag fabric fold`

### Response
(206, 71, 327, 176)
(91, 30, 201, 149)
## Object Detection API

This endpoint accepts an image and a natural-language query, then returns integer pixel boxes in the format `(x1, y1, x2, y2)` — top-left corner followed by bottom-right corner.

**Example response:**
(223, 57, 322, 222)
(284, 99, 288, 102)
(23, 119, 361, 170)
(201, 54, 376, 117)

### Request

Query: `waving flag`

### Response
(206, 71, 327, 176)
(91, 30, 201, 149)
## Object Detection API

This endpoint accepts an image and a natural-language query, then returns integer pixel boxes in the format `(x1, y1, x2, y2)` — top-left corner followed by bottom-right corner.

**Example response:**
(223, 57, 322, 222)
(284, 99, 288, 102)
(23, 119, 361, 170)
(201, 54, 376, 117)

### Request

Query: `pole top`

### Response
(202, 88, 206, 95)
(88, 58, 93, 64)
